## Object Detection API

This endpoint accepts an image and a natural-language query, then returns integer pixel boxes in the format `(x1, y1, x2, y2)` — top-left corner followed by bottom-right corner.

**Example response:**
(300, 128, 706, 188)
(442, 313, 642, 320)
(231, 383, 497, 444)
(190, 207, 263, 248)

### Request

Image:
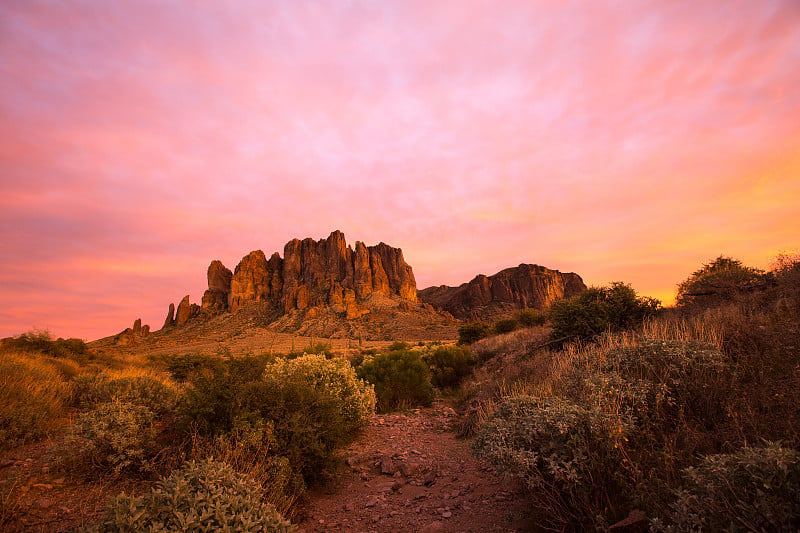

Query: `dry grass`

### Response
(184, 426, 300, 519)
(0, 351, 68, 447)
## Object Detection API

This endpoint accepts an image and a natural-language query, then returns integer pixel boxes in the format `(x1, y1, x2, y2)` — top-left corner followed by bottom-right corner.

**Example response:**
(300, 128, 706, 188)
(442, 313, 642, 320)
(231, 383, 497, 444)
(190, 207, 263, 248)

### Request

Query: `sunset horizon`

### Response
(2, 1, 799, 340)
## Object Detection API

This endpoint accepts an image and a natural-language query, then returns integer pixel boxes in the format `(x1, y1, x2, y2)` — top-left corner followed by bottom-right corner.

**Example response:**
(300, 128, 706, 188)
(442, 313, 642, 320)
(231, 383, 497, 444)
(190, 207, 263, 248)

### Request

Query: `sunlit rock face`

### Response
(418, 264, 586, 319)
(195, 230, 418, 317)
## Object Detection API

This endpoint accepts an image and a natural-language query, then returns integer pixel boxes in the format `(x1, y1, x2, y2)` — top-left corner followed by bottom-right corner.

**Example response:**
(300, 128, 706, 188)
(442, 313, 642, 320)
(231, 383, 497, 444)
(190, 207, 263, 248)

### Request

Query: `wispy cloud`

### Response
(1, 0, 798, 338)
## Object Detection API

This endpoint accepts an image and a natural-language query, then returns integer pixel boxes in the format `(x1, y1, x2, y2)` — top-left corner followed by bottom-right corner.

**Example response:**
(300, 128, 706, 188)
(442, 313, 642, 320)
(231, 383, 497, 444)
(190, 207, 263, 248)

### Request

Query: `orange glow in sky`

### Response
(1, 1, 799, 340)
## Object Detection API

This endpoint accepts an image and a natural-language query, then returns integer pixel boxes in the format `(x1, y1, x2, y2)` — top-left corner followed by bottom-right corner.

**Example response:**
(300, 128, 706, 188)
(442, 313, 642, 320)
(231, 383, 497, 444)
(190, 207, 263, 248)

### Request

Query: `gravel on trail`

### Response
(298, 401, 533, 533)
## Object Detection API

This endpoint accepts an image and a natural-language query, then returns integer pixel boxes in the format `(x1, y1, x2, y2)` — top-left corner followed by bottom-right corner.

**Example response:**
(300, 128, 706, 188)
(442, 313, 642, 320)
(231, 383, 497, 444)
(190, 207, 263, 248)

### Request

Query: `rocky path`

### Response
(298, 402, 533, 533)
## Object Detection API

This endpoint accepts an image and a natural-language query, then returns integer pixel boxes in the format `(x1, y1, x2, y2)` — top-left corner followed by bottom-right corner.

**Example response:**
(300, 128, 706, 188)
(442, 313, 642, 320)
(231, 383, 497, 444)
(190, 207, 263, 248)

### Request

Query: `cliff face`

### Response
(181, 230, 417, 324)
(418, 263, 586, 319)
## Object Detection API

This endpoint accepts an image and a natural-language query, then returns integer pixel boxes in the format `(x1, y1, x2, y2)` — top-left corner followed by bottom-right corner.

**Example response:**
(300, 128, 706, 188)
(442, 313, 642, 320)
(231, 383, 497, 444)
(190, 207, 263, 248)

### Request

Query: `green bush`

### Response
(178, 353, 275, 435)
(677, 256, 764, 309)
(239, 355, 375, 485)
(652, 445, 800, 532)
(0, 353, 67, 447)
(96, 459, 295, 532)
(164, 352, 225, 383)
(67, 401, 158, 476)
(516, 308, 546, 327)
(424, 345, 475, 389)
(494, 318, 519, 334)
(357, 350, 434, 412)
(474, 394, 628, 530)
(261, 355, 375, 431)
(548, 282, 660, 343)
(458, 322, 492, 345)
(180, 354, 374, 488)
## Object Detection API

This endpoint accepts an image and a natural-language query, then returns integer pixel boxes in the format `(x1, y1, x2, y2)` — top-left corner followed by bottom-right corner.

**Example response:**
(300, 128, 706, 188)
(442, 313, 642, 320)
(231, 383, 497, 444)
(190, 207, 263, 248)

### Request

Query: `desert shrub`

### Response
(517, 308, 546, 327)
(70, 373, 111, 409)
(96, 459, 295, 532)
(104, 375, 178, 416)
(187, 419, 304, 517)
(66, 401, 158, 476)
(596, 340, 728, 417)
(261, 355, 374, 431)
(474, 394, 629, 530)
(424, 345, 475, 389)
(676, 256, 765, 309)
(70, 373, 178, 417)
(494, 318, 519, 334)
(285, 342, 332, 360)
(387, 341, 411, 351)
(163, 352, 225, 383)
(178, 353, 275, 434)
(357, 350, 433, 412)
(0, 353, 67, 446)
(473, 338, 736, 529)
(238, 355, 375, 485)
(458, 322, 492, 345)
(2, 330, 90, 363)
(652, 444, 800, 532)
(347, 351, 366, 368)
(548, 282, 659, 343)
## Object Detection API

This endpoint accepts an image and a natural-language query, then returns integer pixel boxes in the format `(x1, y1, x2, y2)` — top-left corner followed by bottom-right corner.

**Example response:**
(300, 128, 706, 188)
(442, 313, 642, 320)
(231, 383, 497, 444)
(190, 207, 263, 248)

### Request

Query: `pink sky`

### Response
(1, 1, 799, 340)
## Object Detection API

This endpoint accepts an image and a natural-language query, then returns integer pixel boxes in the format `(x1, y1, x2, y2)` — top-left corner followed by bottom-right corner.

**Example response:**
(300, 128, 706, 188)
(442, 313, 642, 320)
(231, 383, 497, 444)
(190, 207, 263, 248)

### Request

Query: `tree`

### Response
(676, 256, 764, 308)
(548, 282, 660, 343)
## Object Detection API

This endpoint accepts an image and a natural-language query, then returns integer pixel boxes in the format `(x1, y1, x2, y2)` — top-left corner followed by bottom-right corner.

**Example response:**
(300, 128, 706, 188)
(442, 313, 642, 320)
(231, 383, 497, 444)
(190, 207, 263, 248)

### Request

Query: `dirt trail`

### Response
(298, 401, 533, 533)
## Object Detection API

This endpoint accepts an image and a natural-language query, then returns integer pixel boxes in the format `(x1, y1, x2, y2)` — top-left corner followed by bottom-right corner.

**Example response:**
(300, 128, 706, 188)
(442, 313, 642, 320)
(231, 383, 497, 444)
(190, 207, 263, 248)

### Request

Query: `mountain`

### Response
(418, 263, 586, 320)
(106, 233, 586, 349)
(149, 230, 453, 340)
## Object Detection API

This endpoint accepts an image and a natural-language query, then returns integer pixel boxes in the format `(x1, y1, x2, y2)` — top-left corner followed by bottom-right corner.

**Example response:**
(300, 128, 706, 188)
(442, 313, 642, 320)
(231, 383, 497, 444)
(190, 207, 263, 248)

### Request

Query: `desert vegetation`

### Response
(1, 254, 798, 530)
(0, 327, 473, 529)
(465, 254, 800, 530)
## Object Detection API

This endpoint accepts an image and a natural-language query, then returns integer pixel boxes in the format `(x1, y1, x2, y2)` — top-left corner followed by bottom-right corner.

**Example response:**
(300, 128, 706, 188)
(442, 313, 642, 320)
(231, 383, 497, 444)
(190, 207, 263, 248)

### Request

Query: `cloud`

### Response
(1, 0, 798, 338)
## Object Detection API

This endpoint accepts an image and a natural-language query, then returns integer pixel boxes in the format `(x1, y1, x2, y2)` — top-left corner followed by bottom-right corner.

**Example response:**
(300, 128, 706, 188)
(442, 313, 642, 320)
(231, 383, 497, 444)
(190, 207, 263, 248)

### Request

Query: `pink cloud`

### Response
(1, 0, 799, 339)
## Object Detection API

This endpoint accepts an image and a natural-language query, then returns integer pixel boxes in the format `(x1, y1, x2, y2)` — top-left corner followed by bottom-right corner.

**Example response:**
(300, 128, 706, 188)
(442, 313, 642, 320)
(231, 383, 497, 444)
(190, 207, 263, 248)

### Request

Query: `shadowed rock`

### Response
(418, 264, 586, 319)
(202, 260, 233, 314)
(163, 302, 175, 329)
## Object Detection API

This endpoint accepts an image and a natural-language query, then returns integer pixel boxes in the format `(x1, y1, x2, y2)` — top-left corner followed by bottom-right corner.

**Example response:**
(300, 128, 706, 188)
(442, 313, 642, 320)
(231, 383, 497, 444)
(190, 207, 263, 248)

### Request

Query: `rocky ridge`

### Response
(160, 231, 418, 330)
(418, 263, 586, 320)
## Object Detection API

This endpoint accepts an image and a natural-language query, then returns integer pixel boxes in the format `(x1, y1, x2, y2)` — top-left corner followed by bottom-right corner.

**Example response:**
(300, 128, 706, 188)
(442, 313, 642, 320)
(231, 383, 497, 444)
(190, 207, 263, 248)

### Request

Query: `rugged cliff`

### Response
(162, 231, 418, 329)
(418, 263, 586, 319)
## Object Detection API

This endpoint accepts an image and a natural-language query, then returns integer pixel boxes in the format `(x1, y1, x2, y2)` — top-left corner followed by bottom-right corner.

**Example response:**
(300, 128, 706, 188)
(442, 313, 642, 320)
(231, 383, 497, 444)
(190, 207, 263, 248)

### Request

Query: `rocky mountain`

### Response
(160, 230, 419, 329)
(418, 263, 586, 320)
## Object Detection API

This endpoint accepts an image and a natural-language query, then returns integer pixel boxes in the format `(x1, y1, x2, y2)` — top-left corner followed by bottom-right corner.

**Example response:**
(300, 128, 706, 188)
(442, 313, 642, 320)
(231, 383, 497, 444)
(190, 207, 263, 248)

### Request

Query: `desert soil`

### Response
(298, 401, 533, 533)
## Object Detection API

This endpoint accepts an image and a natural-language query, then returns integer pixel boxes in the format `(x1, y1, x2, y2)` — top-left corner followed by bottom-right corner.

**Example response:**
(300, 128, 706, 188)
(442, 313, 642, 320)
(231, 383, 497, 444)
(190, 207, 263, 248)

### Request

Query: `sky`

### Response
(1, 0, 799, 341)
